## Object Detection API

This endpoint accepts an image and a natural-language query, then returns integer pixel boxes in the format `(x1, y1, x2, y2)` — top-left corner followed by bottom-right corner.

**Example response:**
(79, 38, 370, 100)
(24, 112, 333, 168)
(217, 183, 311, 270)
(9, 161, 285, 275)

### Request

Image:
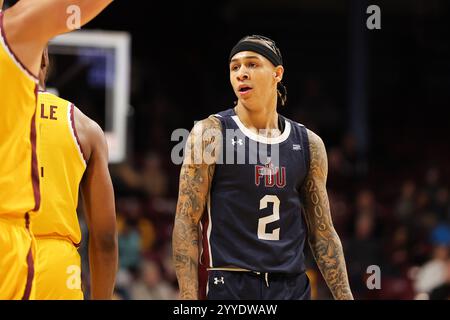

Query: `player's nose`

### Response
(236, 68, 250, 81)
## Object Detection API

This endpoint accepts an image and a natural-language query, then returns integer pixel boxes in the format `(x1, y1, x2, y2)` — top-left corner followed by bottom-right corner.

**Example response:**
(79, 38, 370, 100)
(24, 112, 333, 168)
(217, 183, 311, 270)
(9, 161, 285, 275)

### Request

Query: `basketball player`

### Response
(173, 35, 353, 300)
(0, 0, 112, 299)
(31, 49, 117, 300)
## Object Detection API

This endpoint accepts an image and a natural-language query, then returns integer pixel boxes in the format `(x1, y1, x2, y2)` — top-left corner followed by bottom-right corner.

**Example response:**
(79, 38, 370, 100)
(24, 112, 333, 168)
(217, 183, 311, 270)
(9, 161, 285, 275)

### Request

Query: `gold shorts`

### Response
(34, 238, 83, 300)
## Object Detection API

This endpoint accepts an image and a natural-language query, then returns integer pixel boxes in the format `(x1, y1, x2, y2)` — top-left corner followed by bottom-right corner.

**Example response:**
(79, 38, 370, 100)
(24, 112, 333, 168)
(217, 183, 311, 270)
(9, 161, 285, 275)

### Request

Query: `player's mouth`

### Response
(238, 84, 253, 96)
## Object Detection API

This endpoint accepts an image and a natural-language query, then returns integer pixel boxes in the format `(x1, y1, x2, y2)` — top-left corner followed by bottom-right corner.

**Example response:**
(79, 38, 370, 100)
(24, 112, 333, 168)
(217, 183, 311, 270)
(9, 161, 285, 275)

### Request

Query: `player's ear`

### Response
(274, 65, 284, 83)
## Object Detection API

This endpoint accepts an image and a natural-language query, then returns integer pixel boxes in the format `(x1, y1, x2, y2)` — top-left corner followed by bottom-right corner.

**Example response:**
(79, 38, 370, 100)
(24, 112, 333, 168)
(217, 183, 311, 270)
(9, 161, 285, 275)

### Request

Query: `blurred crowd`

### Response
(309, 149, 450, 300)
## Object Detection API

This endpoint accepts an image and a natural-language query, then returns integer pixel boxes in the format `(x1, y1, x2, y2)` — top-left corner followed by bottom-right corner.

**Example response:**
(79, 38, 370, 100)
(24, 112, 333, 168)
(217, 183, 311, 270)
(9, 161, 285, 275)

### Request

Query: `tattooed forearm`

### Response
(302, 130, 353, 300)
(173, 221, 200, 299)
(172, 117, 221, 299)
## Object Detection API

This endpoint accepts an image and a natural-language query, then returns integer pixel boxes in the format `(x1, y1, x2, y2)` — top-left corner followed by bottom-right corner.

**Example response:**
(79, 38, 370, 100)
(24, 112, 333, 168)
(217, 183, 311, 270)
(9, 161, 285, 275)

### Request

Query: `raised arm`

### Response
(78, 109, 118, 299)
(301, 129, 353, 300)
(172, 116, 221, 299)
(3, 0, 113, 77)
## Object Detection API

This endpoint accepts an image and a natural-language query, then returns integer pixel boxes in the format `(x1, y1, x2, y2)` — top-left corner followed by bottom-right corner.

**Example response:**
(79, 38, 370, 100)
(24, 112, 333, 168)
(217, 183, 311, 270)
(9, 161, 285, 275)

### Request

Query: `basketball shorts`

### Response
(0, 215, 35, 299)
(34, 238, 83, 300)
(206, 270, 311, 300)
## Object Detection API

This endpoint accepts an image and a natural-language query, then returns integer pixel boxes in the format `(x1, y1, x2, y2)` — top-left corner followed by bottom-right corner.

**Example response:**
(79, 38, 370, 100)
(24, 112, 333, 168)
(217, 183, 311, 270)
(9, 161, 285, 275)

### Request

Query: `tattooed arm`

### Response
(172, 116, 221, 299)
(301, 130, 354, 300)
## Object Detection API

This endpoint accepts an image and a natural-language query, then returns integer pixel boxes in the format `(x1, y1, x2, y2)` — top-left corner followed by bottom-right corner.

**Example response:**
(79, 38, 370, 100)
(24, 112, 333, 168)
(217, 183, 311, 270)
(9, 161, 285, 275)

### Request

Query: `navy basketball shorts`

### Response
(206, 270, 311, 300)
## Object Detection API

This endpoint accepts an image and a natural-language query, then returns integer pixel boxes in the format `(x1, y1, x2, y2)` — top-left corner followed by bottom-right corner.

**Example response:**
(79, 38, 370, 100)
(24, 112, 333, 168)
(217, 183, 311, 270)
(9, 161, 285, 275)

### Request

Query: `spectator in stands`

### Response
(130, 259, 178, 300)
(413, 243, 449, 296)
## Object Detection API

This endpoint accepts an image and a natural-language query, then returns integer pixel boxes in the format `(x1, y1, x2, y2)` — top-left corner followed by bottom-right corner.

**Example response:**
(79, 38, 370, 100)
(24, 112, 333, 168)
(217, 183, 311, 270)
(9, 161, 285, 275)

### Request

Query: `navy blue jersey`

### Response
(201, 108, 310, 274)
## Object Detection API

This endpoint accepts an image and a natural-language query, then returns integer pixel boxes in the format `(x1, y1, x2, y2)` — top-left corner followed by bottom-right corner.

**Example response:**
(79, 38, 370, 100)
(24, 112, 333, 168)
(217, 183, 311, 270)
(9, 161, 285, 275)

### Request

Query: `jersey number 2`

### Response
(258, 195, 280, 241)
